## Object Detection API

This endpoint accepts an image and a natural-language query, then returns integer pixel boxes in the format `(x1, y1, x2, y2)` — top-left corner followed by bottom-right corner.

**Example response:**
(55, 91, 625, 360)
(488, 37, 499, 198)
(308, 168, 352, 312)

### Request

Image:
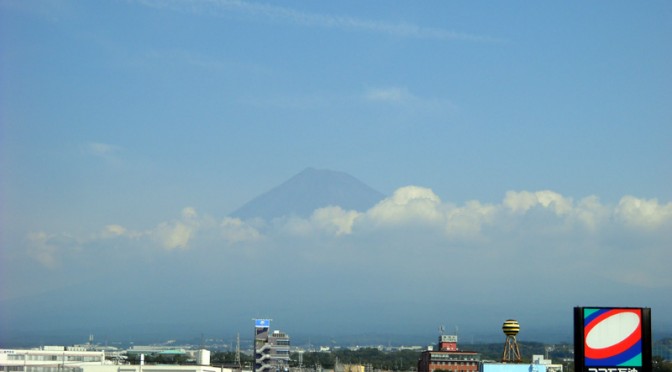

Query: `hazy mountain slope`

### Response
(230, 168, 385, 219)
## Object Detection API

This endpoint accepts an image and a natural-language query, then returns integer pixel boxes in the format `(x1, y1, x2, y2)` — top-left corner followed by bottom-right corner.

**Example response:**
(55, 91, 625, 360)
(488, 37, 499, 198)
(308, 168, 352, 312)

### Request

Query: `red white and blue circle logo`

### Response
(584, 308, 642, 367)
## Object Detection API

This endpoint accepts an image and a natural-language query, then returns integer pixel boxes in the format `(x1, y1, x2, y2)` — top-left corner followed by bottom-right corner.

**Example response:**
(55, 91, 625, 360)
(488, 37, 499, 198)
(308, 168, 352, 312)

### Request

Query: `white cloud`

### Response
(503, 190, 573, 216)
(23, 190, 672, 289)
(566, 195, 609, 232)
(362, 87, 459, 116)
(26, 232, 60, 268)
(83, 142, 124, 164)
(150, 207, 205, 249)
(104, 224, 127, 236)
(84, 142, 121, 158)
(13, 186, 672, 336)
(221, 217, 263, 243)
(615, 195, 672, 230)
(445, 200, 497, 238)
(98, 224, 129, 239)
(364, 87, 413, 103)
(153, 221, 193, 249)
(182, 207, 198, 219)
(365, 186, 443, 226)
(275, 216, 313, 237)
(310, 206, 360, 236)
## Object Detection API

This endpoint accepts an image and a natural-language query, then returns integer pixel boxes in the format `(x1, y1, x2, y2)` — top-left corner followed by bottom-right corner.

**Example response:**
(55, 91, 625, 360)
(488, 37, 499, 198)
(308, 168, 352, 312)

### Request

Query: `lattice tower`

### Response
(234, 332, 241, 368)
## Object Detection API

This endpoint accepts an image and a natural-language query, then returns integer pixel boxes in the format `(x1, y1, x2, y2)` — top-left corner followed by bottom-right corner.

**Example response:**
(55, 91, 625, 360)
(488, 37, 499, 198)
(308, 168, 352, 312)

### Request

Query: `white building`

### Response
(531, 355, 563, 372)
(81, 364, 234, 372)
(1, 348, 241, 372)
(1, 346, 106, 372)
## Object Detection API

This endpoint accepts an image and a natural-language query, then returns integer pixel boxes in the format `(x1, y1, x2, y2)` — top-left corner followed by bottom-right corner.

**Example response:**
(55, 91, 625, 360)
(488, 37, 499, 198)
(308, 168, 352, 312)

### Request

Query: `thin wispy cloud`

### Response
(362, 86, 459, 115)
(364, 87, 413, 103)
(136, 0, 503, 43)
(84, 141, 123, 161)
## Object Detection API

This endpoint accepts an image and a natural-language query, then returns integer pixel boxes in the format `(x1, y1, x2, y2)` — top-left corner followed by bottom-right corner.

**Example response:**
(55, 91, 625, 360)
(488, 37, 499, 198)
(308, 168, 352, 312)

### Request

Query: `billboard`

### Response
(574, 307, 651, 372)
(255, 319, 271, 328)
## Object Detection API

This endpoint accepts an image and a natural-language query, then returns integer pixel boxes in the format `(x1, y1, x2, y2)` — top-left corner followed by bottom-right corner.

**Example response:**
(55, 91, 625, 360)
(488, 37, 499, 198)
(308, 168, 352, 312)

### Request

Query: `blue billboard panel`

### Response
(255, 319, 270, 328)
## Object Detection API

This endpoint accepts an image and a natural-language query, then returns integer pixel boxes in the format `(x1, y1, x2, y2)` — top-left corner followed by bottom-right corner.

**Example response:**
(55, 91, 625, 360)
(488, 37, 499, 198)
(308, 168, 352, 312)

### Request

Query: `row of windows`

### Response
(1, 367, 82, 372)
(7, 356, 101, 363)
(66, 357, 100, 362)
(3, 367, 24, 371)
(430, 355, 479, 361)
(431, 361, 478, 366)
(26, 367, 82, 372)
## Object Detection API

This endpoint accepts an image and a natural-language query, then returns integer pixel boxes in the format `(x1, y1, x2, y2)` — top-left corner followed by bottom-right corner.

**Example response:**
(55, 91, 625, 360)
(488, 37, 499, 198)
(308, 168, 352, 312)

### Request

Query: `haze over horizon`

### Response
(1, 1, 670, 347)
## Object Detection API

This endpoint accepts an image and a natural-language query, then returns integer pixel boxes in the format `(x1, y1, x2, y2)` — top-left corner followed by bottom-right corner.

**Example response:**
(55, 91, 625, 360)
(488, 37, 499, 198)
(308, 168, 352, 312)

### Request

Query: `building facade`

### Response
(417, 335, 481, 372)
(1, 347, 106, 372)
(267, 331, 290, 372)
(253, 320, 290, 372)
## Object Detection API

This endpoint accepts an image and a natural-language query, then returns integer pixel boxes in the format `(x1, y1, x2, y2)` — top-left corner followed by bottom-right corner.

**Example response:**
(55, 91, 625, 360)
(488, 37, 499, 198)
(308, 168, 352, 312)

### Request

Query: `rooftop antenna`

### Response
(438, 325, 445, 335)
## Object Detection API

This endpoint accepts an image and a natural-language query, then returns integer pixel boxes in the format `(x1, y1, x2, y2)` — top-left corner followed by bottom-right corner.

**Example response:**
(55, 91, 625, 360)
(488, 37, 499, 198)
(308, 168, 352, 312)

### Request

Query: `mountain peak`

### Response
(230, 168, 385, 219)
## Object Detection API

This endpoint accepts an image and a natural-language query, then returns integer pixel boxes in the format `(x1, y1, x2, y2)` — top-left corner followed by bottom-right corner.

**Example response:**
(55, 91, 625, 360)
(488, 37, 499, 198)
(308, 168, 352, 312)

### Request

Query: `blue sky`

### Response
(1, 0, 671, 344)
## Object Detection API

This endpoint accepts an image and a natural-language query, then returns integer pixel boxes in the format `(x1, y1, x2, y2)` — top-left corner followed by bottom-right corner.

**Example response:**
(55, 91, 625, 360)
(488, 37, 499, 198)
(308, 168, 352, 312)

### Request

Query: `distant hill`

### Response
(230, 168, 386, 219)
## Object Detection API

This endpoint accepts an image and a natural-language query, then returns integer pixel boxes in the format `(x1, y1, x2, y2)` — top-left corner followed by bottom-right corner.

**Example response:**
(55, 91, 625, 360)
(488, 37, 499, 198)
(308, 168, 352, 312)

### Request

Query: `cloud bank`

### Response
(7, 186, 671, 342)
(24, 187, 672, 287)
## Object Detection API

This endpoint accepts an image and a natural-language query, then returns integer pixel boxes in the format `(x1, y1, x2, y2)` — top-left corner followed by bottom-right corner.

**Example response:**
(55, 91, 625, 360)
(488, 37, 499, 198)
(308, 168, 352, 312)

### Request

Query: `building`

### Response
(417, 335, 481, 372)
(1, 347, 238, 372)
(254, 319, 272, 372)
(80, 364, 230, 372)
(479, 365, 546, 372)
(267, 331, 290, 372)
(1, 346, 106, 372)
(530, 355, 562, 372)
(478, 355, 563, 372)
(253, 319, 290, 372)
(124, 346, 189, 363)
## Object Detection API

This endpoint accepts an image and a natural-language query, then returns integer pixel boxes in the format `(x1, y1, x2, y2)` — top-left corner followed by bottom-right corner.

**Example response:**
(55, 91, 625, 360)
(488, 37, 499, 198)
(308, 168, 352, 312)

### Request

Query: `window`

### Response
(27, 355, 58, 361)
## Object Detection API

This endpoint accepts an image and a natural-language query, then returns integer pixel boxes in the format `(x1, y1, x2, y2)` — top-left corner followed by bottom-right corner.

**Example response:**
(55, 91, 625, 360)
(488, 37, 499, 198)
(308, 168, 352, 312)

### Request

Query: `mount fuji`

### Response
(230, 167, 385, 219)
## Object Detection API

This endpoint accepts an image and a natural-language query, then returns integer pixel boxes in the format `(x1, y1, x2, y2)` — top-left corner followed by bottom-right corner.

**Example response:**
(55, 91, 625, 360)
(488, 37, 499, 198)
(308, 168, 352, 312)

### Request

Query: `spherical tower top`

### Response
(502, 319, 520, 336)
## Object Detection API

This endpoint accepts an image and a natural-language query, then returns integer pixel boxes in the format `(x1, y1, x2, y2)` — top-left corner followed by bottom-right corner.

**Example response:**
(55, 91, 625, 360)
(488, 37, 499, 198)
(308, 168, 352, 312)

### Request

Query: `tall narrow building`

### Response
(253, 319, 291, 372)
(254, 319, 272, 372)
